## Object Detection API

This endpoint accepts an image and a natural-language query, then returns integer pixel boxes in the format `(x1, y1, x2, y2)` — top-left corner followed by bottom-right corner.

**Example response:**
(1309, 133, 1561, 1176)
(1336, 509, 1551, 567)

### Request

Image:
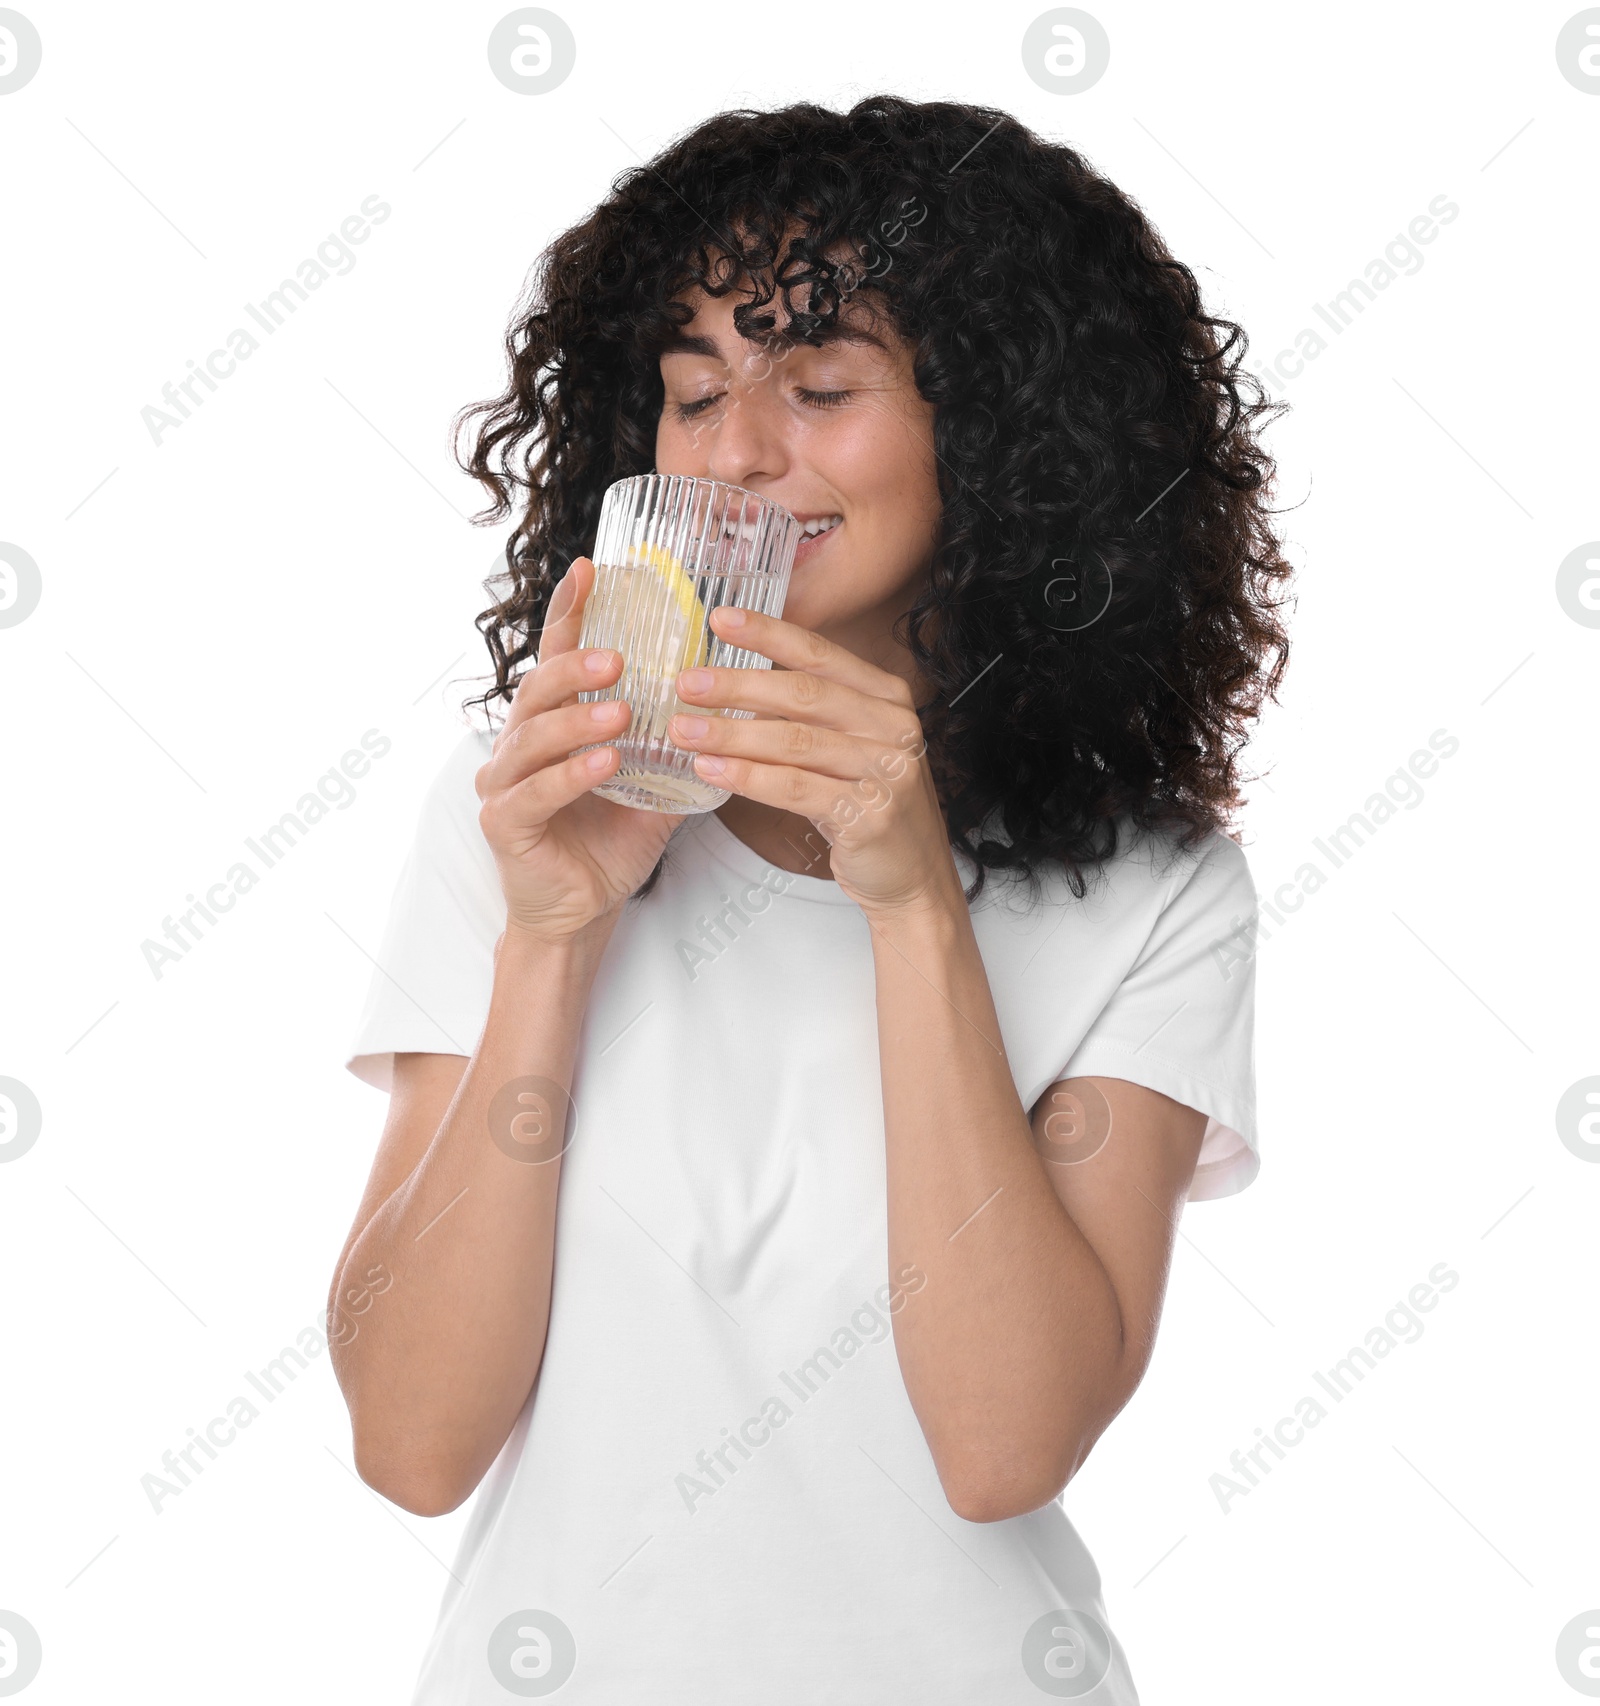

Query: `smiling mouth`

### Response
(717, 512, 842, 537)
(794, 515, 842, 558)
(710, 512, 841, 567)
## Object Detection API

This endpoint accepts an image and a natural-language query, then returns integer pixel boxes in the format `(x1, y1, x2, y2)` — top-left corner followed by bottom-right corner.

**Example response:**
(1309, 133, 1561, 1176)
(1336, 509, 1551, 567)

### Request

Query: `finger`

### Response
(483, 693, 632, 794)
(685, 749, 897, 829)
(704, 604, 918, 708)
(676, 658, 920, 747)
(536, 556, 597, 666)
(493, 641, 621, 759)
(482, 737, 624, 836)
(667, 710, 887, 786)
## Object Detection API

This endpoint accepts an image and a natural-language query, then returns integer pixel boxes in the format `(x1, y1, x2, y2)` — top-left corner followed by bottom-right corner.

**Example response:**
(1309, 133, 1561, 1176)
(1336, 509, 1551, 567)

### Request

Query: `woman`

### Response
(331, 94, 1291, 1703)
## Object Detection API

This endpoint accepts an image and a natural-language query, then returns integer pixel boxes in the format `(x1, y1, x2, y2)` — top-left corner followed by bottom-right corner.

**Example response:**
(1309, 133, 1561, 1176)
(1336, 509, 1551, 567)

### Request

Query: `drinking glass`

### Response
(573, 474, 802, 813)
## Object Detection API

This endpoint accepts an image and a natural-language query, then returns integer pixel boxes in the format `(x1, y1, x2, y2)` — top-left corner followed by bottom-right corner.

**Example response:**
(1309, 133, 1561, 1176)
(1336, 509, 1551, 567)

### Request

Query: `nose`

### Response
(703, 361, 788, 491)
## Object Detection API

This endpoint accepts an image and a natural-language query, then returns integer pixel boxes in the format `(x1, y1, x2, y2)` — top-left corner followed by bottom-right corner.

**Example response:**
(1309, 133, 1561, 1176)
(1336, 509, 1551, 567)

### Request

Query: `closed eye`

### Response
(671, 386, 852, 421)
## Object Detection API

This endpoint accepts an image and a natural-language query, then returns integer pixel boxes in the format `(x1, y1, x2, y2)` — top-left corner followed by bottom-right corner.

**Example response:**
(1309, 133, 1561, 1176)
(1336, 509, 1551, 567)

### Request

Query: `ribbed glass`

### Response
(573, 475, 802, 813)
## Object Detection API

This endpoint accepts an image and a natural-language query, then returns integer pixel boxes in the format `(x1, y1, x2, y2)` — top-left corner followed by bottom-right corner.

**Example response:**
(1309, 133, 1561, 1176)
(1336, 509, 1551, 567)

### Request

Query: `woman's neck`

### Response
(714, 795, 834, 880)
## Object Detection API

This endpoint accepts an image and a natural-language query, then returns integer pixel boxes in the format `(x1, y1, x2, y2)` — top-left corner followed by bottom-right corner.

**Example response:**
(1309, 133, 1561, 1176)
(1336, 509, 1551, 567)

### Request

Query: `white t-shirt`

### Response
(344, 727, 1260, 1704)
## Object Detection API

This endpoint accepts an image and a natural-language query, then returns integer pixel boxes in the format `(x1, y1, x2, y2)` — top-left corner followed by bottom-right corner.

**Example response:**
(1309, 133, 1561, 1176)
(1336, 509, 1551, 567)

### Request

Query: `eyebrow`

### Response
(658, 323, 889, 359)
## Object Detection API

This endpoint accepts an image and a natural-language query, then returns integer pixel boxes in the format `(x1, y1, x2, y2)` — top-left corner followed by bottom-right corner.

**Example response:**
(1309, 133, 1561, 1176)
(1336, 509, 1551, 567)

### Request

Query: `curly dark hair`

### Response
(453, 94, 1293, 908)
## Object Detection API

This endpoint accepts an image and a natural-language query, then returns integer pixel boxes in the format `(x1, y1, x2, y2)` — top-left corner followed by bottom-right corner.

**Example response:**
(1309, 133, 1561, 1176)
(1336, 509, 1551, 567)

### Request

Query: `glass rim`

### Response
(617, 471, 800, 529)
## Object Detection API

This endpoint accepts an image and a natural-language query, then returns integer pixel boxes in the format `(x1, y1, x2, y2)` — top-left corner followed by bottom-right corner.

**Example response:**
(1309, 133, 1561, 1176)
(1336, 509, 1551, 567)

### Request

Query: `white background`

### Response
(1, 1, 1595, 1700)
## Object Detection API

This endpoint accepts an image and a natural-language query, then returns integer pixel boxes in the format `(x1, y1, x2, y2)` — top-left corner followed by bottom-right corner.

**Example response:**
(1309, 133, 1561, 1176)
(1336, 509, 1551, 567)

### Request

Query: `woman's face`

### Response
(653, 279, 943, 671)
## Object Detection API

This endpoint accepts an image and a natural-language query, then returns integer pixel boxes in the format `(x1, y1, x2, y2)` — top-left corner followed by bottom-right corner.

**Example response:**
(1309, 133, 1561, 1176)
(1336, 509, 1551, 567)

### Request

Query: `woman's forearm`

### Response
(868, 882, 1125, 1522)
(330, 922, 613, 1515)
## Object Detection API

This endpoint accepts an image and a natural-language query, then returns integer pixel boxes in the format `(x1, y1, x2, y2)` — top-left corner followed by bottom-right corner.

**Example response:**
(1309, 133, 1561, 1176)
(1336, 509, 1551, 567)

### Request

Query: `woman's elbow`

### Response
(350, 1433, 477, 1518)
(941, 1473, 1067, 1524)
(936, 1447, 1083, 1524)
(933, 1409, 1114, 1523)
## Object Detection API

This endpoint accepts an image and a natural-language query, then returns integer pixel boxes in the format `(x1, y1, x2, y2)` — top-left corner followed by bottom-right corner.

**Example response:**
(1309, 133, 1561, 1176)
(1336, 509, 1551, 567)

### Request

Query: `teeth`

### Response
(714, 514, 842, 544)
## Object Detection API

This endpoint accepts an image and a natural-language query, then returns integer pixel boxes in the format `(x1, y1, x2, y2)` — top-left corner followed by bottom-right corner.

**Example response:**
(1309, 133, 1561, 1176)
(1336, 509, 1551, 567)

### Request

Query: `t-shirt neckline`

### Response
(684, 810, 860, 906)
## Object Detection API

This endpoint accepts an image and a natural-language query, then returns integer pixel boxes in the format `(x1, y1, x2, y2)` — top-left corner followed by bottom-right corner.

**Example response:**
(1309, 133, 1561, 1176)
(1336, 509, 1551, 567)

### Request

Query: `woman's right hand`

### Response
(475, 556, 685, 942)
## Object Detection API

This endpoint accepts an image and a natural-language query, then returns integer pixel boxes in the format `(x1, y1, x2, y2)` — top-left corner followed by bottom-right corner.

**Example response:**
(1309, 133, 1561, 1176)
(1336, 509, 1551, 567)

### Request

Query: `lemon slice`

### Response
(589, 539, 710, 743)
(627, 541, 711, 668)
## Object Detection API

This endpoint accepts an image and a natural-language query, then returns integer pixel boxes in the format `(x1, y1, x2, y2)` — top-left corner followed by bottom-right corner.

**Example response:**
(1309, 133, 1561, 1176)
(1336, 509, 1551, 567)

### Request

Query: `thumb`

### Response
(538, 557, 591, 659)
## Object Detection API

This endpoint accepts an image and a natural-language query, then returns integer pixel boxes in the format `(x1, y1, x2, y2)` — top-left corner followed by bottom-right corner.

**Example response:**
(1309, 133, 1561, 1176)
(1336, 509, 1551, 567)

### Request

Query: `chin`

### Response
(773, 584, 842, 640)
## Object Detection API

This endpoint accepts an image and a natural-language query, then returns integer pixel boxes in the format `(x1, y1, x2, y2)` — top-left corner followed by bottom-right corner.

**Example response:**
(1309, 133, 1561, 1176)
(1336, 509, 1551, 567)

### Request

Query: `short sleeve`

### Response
(342, 728, 506, 1091)
(1059, 832, 1260, 1202)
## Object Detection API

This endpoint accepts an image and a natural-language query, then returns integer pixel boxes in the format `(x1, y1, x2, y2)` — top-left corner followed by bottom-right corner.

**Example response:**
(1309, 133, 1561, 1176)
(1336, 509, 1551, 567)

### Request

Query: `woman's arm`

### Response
(329, 557, 686, 1516)
(659, 603, 1210, 1522)
(327, 919, 615, 1517)
(868, 885, 1206, 1524)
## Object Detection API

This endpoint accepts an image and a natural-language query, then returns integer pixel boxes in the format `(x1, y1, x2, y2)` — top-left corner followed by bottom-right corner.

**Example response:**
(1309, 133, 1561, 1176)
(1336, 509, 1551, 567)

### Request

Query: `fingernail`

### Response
(673, 715, 709, 738)
(715, 606, 747, 628)
(680, 668, 713, 694)
(585, 649, 614, 674)
(695, 754, 727, 775)
(585, 749, 612, 772)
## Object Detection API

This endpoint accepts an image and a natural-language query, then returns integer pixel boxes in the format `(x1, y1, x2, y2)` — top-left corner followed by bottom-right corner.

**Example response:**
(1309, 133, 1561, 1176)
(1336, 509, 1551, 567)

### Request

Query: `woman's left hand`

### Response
(666, 604, 960, 918)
